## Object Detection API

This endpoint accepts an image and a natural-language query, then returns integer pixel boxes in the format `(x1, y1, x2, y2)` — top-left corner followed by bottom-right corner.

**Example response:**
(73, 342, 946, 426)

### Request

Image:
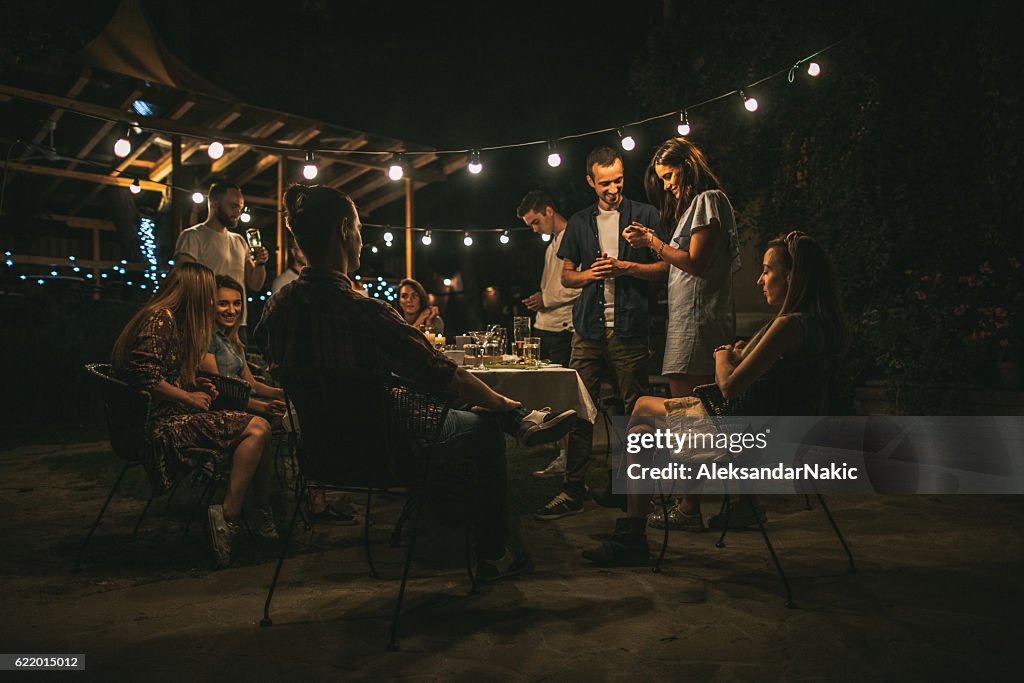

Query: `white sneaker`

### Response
(533, 452, 567, 478)
(518, 408, 576, 447)
(207, 504, 239, 569)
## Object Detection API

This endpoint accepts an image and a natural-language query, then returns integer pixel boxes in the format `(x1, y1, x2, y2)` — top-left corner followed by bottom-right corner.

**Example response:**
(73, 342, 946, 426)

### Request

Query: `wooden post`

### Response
(171, 135, 184, 236)
(276, 154, 285, 277)
(404, 177, 414, 279)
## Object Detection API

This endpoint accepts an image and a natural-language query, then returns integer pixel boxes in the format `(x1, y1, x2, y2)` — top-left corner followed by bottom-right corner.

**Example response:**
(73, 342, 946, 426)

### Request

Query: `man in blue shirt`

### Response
(534, 147, 668, 520)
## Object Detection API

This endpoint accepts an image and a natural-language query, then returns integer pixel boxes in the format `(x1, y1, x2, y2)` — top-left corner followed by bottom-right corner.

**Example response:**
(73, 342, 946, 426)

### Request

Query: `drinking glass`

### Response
(524, 336, 541, 368)
(245, 228, 262, 253)
(463, 343, 482, 368)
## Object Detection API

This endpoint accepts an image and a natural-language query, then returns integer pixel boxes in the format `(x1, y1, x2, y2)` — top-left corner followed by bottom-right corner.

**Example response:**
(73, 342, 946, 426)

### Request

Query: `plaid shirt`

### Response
(253, 268, 457, 393)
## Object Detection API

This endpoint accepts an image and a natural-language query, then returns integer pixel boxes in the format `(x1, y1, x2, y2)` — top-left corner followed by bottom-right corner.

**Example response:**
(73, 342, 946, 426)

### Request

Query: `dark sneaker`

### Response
(533, 490, 584, 521)
(582, 518, 651, 566)
(518, 408, 576, 447)
(207, 504, 239, 569)
(311, 504, 359, 526)
(254, 506, 280, 539)
(476, 548, 532, 582)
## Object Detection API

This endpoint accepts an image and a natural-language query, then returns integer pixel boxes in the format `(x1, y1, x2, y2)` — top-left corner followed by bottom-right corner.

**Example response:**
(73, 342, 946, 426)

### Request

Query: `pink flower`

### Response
(914, 290, 927, 301)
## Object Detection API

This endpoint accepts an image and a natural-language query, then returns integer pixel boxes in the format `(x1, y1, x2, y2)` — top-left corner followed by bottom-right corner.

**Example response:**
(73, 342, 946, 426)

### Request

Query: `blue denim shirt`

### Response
(209, 328, 246, 380)
(557, 196, 663, 340)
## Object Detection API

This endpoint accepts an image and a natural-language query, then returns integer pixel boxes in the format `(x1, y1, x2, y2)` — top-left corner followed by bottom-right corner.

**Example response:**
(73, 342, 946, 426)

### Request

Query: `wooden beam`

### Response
(0, 159, 165, 191)
(149, 105, 242, 182)
(405, 177, 414, 279)
(234, 124, 321, 185)
(18, 68, 91, 161)
(347, 152, 440, 202)
(359, 154, 467, 215)
(276, 155, 284, 276)
(36, 214, 115, 231)
(208, 118, 286, 176)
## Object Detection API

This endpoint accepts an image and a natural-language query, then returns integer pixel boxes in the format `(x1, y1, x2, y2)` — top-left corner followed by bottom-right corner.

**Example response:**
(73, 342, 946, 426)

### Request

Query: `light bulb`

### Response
(742, 92, 759, 112)
(421, 231, 432, 246)
(302, 163, 318, 180)
(114, 137, 131, 158)
(499, 230, 510, 244)
(468, 150, 483, 174)
(191, 191, 205, 204)
(541, 233, 552, 242)
(547, 152, 562, 167)
(443, 277, 452, 287)
(383, 231, 394, 242)
(207, 141, 225, 159)
(619, 130, 636, 151)
(371, 245, 379, 254)
(807, 62, 821, 77)
(677, 111, 691, 136)
(463, 233, 473, 247)
(388, 153, 404, 181)
(129, 178, 142, 195)
(239, 209, 251, 223)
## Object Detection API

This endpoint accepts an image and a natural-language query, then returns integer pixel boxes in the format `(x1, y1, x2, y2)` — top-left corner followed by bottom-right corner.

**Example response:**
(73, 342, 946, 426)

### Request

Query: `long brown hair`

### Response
(215, 275, 246, 355)
(766, 232, 849, 352)
(111, 262, 216, 388)
(395, 278, 430, 319)
(645, 137, 723, 227)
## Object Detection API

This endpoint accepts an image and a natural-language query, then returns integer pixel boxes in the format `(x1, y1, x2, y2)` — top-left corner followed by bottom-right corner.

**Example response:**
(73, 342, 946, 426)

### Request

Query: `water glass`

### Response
(513, 316, 531, 344)
(463, 343, 482, 368)
(524, 336, 541, 368)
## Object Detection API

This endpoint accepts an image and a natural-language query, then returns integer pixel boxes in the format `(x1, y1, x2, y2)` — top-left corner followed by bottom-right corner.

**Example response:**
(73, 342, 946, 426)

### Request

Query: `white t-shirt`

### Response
(271, 267, 300, 296)
(174, 223, 251, 323)
(534, 229, 579, 333)
(596, 208, 620, 328)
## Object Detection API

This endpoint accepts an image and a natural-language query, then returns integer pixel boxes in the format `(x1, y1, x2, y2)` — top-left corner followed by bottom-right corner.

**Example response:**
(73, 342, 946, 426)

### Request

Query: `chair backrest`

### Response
(197, 370, 252, 411)
(84, 363, 151, 462)
(273, 367, 439, 489)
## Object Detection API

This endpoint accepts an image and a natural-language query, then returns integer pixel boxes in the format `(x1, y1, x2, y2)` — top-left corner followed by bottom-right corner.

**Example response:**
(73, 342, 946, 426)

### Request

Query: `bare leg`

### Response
(223, 417, 272, 522)
(666, 374, 713, 516)
(624, 396, 669, 519)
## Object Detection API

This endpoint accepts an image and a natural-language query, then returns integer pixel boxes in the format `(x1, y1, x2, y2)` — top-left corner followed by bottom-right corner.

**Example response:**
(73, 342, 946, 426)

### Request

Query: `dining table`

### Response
(465, 364, 597, 423)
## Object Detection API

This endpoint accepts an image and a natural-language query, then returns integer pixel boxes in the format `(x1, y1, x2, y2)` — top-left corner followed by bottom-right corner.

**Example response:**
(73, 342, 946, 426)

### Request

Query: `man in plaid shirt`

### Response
(255, 184, 575, 581)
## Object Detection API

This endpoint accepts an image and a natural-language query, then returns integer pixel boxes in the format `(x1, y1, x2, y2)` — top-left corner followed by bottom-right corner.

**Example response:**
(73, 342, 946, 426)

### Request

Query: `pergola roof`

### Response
(0, 0, 465, 224)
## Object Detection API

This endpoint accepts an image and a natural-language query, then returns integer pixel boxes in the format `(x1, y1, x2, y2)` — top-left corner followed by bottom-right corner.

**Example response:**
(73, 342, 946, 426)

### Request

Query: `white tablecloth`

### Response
(467, 366, 597, 423)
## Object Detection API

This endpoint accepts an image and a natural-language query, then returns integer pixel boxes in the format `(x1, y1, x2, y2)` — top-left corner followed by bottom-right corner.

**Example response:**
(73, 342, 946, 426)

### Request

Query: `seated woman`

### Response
(201, 275, 287, 418)
(583, 231, 848, 566)
(396, 278, 444, 334)
(111, 262, 275, 569)
(201, 275, 357, 526)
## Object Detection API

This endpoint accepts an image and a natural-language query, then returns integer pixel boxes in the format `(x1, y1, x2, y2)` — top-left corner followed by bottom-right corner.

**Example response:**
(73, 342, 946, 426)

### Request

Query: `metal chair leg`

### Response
(804, 493, 813, 510)
(388, 488, 425, 651)
(74, 460, 132, 573)
(260, 487, 304, 627)
(133, 493, 157, 539)
(816, 494, 857, 574)
(464, 525, 479, 594)
(390, 498, 414, 548)
(653, 493, 670, 573)
(748, 496, 795, 608)
(715, 497, 731, 548)
(365, 490, 378, 579)
(184, 475, 217, 537)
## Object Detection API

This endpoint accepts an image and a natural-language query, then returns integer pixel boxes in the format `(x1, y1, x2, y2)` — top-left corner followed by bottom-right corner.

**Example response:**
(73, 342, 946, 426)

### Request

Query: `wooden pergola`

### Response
(0, 0, 465, 282)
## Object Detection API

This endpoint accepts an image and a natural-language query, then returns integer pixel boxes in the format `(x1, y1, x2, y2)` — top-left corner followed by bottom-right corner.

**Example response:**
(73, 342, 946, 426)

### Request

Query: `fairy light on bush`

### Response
(138, 216, 159, 287)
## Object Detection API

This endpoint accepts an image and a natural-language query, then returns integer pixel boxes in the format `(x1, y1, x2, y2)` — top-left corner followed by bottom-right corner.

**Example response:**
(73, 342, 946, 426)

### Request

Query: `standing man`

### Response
(174, 182, 269, 330)
(533, 146, 667, 520)
(518, 190, 580, 478)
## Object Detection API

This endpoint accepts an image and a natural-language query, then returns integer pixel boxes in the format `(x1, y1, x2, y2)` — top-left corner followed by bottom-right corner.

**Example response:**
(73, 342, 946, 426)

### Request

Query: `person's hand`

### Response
(733, 340, 748, 353)
(195, 376, 219, 400)
(591, 256, 631, 279)
(266, 399, 287, 416)
(416, 306, 440, 328)
(252, 246, 269, 266)
(183, 391, 212, 411)
(714, 344, 741, 365)
(522, 291, 545, 312)
(622, 223, 654, 249)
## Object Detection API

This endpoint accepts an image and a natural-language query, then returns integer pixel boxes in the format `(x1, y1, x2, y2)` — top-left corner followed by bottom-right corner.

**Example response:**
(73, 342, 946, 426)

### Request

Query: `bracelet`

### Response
(657, 239, 667, 261)
(713, 344, 731, 355)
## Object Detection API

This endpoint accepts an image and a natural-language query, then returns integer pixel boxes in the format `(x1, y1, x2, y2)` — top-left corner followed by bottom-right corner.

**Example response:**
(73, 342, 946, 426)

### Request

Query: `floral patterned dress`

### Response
(121, 309, 253, 493)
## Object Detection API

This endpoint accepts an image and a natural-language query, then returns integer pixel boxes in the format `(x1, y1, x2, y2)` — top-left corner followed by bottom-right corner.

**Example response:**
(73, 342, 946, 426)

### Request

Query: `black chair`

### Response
(259, 367, 470, 651)
(76, 364, 248, 571)
(652, 358, 856, 607)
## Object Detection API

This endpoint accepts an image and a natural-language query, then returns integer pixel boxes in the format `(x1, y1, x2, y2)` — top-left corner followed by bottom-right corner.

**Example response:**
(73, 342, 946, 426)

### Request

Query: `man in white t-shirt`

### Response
(271, 236, 307, 295)
(518, 190, 580, 478)
(174, 183, 269, 328)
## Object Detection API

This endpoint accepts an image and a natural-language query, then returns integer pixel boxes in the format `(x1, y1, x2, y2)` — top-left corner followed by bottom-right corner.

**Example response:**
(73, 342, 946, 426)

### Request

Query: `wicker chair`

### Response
(259, 367, 465, 651)
(652, 357, 856, 607)
(75, 363, 250, 572)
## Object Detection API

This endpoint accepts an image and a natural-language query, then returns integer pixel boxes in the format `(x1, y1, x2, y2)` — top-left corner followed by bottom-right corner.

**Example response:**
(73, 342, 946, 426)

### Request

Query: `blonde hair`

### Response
(112, 262, 216, 388)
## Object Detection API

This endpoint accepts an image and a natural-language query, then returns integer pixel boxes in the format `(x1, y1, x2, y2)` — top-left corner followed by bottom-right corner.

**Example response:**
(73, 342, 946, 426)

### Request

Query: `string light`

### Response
(129, 178, 142, 195)
(371, 245, 379, 254)
(546, 142, 562, 168)
(618, 129, 636, 151)
(421, 231, 432, 246)
(541, 233, 552, 242)
(388, 153, 404, 181)
(807, 62, 821, 77)
(207, 141, 225, 159)
(677, 111, 691, 136)
(302, 151, 318, 180)
(443, 277, 452, 287)
(191, 191, 205, 204)
(468, 150, 483, 174)
(463, 233, 474, 247)
(741, 90, 759, 112)
(113, 129, 131, 158)
(383, 230, 394, 242)
(499, 230, 510, 245)
(239, 207, 251, 223)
